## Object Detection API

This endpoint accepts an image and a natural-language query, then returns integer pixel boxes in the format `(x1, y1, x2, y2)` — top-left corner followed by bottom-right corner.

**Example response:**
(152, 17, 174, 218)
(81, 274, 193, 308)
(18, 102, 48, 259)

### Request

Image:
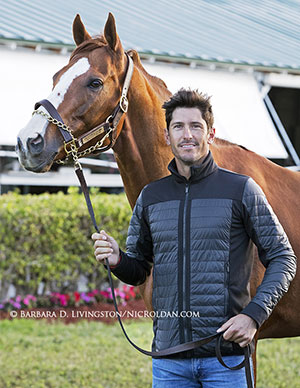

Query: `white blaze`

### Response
(18, 58, 90, 150)
(47, 58, 90, 109)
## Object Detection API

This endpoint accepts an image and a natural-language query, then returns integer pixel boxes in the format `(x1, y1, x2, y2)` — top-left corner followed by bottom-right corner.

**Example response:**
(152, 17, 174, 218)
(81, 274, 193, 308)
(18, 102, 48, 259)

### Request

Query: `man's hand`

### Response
(217, 314, 257, 347)
(92, 230, 120, 267)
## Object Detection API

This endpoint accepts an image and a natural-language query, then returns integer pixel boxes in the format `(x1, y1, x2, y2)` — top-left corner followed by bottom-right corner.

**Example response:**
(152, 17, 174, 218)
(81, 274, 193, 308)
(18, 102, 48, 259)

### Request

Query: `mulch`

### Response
(0, 299, 149, 325)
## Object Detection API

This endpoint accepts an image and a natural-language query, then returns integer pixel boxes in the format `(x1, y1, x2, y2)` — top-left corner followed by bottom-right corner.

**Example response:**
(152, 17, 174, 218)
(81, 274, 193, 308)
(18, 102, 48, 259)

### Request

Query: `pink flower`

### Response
(59, 294, 67, 306)
(100, 291, 110, 298)
(81, 293, 93, 303)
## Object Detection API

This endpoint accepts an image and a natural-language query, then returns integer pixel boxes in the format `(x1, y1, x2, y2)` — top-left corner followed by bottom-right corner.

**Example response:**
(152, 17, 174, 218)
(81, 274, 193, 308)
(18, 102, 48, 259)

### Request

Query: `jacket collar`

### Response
(168, 151, 218, 183)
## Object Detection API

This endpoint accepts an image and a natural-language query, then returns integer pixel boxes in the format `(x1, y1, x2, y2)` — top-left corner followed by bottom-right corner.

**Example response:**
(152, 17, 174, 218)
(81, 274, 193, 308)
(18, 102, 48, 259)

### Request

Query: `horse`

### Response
(16, 12, 300, 382)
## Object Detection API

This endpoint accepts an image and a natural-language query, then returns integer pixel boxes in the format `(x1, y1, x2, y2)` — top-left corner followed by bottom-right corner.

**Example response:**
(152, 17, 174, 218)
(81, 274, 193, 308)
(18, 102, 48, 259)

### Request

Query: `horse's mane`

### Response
(214, 138, 232, 146)
(126, 49, 170, 97)
(214, 137, 250, 151)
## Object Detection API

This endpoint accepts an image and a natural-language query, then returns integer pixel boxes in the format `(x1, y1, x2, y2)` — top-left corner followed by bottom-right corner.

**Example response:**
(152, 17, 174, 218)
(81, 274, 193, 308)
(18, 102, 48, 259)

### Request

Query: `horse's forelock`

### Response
(70, 36, 108, 61)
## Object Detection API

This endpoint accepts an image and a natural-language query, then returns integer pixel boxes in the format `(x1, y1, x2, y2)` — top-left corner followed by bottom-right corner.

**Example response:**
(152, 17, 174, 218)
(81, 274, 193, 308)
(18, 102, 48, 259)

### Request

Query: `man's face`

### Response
(165, 107, 215, 167)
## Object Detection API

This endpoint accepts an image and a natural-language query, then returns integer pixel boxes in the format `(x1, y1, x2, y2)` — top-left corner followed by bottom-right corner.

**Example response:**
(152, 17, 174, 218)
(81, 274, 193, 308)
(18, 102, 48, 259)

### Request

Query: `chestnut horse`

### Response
(17, 11, 299, 371)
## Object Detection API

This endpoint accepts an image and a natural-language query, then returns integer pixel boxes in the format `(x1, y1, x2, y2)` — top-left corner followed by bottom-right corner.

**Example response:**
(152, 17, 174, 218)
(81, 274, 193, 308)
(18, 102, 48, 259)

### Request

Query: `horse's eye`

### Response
(88, 79, 103, 89)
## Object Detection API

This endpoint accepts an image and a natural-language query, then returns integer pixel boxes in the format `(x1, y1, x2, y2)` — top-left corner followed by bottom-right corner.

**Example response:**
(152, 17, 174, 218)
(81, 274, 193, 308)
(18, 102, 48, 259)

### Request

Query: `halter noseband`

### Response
(32, 53, 134, 169)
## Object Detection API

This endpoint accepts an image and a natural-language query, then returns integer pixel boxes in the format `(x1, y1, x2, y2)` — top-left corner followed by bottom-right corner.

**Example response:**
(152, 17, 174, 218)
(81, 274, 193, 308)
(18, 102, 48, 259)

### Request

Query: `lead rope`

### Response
(75, 166, 253, 387)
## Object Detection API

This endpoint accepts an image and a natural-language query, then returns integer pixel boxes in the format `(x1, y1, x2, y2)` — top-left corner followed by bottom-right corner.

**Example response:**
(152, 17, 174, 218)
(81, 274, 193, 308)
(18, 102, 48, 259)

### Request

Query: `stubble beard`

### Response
(174, 145, 208, 167)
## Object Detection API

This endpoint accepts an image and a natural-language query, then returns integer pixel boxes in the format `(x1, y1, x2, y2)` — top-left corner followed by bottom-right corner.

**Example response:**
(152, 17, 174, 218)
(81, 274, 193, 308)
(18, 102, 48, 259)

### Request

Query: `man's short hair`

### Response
(162, 88, 214, 131)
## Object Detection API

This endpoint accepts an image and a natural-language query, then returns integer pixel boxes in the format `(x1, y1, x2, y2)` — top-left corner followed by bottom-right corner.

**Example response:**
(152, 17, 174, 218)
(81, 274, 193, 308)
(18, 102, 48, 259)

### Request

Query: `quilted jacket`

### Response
(112, 151, 297, 358)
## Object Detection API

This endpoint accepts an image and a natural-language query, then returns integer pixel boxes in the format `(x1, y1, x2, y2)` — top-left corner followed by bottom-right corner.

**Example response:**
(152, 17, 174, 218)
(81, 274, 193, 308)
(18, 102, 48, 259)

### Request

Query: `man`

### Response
(92, 89, 296, 387)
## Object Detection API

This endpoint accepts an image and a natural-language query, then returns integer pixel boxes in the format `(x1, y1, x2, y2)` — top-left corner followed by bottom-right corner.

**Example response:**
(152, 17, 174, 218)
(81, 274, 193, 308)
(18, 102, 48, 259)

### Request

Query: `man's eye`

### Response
(88, 79, 103, 89)
(191, 124, 203, 130)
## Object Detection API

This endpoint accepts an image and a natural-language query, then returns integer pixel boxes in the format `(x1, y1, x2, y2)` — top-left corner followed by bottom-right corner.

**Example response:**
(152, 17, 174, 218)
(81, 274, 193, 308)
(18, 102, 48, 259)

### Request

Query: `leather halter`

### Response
(32, 53, 134, 167)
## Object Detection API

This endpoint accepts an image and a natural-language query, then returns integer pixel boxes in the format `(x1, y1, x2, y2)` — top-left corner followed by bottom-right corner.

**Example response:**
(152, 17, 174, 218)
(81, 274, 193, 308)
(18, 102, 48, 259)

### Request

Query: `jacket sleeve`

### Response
(240, 178, 297, 327)
(110, 189, 153, 286)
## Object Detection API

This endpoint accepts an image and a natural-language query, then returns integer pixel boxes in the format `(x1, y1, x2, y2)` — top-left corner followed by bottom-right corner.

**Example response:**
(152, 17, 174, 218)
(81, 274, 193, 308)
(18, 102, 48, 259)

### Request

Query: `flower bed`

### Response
(0, 285, 149, 324)
(0, 285, 140, 311)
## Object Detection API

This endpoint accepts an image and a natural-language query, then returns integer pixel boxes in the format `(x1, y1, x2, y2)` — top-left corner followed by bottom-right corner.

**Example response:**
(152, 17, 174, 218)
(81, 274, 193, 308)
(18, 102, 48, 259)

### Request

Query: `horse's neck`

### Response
(211, 141, 262, 177)
(212, 141, 272, 195)
(211, 140, 300, 234)
(113, 67, 172, 208)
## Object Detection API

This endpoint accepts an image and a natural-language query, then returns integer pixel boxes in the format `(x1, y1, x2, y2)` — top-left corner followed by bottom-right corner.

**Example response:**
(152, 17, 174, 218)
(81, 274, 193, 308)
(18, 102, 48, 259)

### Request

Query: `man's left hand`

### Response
(217, 314, 257, 347)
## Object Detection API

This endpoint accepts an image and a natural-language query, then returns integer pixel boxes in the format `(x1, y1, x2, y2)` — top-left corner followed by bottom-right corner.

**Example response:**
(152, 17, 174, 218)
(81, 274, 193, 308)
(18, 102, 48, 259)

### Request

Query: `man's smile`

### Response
(179, 142, 198, 148)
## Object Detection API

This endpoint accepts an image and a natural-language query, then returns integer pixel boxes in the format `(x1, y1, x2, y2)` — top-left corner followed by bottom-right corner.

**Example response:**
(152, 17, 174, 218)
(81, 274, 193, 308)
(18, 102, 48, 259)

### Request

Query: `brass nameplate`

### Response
(81, 126, 105, 145)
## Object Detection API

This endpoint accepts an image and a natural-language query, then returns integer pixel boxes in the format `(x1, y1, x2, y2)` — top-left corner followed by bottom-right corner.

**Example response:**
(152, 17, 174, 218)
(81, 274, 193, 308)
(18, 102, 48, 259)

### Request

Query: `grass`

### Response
(0, 318, 299, 388)
(256, 337, 300, 388)
(0, 318, 153, 388)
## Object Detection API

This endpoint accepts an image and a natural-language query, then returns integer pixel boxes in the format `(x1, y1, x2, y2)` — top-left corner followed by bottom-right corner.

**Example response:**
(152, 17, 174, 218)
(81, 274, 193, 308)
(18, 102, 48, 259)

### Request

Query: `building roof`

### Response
(0, 0, 300, 71)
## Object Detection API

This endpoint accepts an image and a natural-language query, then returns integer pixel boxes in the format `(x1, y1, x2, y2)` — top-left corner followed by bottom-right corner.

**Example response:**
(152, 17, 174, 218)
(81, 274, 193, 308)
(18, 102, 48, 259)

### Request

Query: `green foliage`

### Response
(0, 190, 131, 297)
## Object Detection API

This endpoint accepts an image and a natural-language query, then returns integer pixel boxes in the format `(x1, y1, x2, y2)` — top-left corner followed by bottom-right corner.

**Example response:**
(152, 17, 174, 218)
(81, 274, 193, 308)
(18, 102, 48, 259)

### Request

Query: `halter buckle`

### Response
(120, 95, 128, 113)
(64, 139, 79, 155)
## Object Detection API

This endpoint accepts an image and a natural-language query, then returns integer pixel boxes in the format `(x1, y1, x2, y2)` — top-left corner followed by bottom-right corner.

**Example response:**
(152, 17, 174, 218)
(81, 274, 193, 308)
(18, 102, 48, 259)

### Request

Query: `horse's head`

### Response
(16, 13, 131, 172)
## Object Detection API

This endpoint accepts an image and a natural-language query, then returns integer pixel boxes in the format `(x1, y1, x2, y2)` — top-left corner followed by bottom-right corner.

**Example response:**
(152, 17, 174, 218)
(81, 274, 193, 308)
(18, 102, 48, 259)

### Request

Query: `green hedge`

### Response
(0, 188, 132, 299)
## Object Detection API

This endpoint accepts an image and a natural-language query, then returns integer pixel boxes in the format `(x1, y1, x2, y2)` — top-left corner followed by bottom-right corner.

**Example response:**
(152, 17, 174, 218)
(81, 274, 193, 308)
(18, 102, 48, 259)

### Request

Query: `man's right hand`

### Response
(92, 230, 120, 267)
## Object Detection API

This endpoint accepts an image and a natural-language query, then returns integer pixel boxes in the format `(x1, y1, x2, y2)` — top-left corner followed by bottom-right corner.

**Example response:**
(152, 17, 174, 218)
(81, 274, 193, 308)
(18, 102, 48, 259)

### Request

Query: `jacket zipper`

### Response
(182, 183, 190, 343)
(224, 262, 230, 316)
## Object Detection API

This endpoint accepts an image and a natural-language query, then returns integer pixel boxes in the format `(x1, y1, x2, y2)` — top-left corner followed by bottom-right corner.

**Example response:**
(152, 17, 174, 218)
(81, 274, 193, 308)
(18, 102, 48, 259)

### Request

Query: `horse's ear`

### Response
(104, 13, 120, 51)
(73, 14, 92, 46)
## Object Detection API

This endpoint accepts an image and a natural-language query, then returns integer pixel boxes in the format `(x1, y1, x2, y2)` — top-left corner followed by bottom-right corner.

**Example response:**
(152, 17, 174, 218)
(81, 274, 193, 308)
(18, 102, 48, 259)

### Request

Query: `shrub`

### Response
(0, 188, 132, 299)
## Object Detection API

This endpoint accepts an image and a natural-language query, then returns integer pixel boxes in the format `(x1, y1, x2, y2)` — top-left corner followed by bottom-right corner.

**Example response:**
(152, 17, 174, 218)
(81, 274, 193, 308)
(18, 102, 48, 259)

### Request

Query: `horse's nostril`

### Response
(16, 137, 25, 153)
(27, 133, 45, 155)
(31, 133, 43, 145)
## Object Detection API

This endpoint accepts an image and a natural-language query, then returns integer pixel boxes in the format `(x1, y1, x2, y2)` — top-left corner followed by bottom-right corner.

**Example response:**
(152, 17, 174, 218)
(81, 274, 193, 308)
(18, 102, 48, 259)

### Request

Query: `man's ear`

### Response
(207, 127, 216, 144)
(164, 128, 170, 146)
